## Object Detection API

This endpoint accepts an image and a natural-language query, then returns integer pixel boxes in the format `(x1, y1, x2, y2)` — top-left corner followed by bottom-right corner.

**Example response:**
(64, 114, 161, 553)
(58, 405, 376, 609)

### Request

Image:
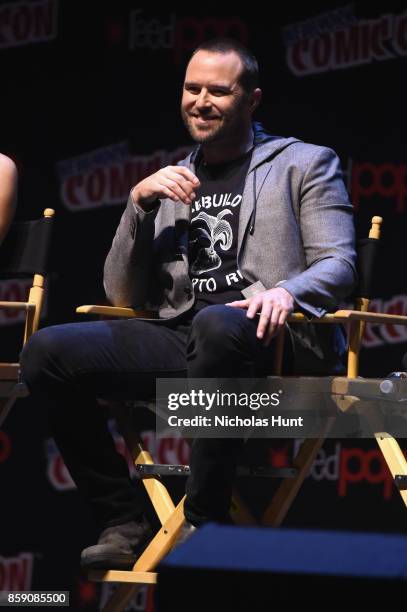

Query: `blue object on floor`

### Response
(156, 524, 407, 611)
(163, 523, 407, 578)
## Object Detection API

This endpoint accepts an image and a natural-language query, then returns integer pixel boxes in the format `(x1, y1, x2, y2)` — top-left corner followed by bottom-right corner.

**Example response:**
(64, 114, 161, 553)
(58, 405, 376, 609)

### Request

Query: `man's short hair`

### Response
(190, 38, 259, 93)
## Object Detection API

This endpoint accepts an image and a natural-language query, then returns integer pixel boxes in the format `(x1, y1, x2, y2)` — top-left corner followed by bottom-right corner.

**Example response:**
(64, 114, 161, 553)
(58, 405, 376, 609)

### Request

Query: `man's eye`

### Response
(187, 87, 200, 94)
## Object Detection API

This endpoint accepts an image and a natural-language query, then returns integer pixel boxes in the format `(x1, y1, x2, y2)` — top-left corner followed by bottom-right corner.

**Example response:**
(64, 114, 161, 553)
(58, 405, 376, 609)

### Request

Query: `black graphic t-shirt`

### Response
(188, 149, 253, 313)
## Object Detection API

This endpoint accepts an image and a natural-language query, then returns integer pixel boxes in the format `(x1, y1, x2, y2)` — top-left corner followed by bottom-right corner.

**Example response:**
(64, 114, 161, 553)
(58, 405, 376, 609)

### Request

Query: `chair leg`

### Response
(0, 382, 28, 427)
(0, 396, 17, 427)
(374, 434, 407, 507)
(85, 403, 185, 612)
(261, 417, 335, 527)
(98, 498, 186, 612)
(354, 399, 407, 507)
(113, 402, 177, 524)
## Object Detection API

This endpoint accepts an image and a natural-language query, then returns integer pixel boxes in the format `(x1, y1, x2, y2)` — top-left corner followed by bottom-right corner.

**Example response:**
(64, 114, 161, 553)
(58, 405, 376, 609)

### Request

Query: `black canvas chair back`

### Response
(0, 208, 55, 427)
(0, 212, 54, 279)
(355, 236, 380, 301)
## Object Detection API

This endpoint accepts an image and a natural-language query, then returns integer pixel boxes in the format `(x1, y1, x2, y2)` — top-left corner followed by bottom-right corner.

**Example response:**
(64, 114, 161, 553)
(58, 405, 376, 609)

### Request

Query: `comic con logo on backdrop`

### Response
(0, 0, 58, 50)
(361, 295, 407, 348)
(128, 10, 248, 65)
(0, 279, 47, 328)
(57, 142, 191, 211)
(0, 554, 33, 591)
(46, 420, 190, 491)
(99, 583, 153, 612)
(284, 6, 407, 76)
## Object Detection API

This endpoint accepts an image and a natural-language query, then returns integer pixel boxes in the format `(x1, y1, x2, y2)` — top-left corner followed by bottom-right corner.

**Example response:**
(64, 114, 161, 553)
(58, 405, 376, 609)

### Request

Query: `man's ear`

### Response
(249, 88, 262, 113)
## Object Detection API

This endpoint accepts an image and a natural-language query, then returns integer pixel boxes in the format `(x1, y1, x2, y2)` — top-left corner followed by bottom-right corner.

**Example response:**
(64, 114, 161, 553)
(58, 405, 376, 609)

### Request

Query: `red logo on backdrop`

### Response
(269, 446, 290, 468)
(0, 431, 12, 464)
(285, 10, 407, 76)
(129, 10, 248, 65)
(46, 438, 75, 491)
(338, 447, 400, 499)
(57, 143, 191, 212)
(99, 583, 152, 612)
(0, 0, 58, 50)
(362, 296, 407, 348)
(77, 580, 97, 607)
(292, 440, 406, 500)
(0, 280, 34, 328)
(0, 554, 33, 591)
(348, 160, 407, 214)
(46, 422, 190, 492)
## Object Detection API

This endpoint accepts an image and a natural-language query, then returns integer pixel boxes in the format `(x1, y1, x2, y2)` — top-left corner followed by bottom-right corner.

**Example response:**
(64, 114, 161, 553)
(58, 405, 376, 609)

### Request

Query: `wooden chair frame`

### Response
(0, 208, 55, 426)
(76, 215, 407, 612)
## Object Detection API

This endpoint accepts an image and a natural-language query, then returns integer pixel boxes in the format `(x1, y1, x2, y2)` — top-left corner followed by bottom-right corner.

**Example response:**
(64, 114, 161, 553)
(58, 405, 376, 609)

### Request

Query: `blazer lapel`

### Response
(238, 138, 301, 256)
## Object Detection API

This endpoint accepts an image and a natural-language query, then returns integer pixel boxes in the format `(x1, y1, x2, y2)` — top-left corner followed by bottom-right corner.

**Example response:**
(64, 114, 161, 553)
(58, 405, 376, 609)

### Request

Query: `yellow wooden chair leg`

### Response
(375, 434, 407, 507)
(353, 399, 407, 508)
(113, 403, 177, 525)
(261, 418, 335, 527)
(97, 499, 186, 611)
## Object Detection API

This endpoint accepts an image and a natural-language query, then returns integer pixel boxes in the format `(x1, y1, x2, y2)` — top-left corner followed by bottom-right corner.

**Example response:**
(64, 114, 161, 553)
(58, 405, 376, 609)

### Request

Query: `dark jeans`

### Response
(20, 305, 290, 528)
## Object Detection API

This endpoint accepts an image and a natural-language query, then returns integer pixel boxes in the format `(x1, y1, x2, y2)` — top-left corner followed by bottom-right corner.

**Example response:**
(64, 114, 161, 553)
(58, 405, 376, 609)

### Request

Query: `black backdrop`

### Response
(1, 2, 407, 610)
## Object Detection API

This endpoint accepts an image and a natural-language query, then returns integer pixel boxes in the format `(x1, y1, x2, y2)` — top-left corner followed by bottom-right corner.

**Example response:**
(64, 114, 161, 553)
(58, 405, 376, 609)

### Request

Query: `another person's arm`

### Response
(0, 154, 17, 244)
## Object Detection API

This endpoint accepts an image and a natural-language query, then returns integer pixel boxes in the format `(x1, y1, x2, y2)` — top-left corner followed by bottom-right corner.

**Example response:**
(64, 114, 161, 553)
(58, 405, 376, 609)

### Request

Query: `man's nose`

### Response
(195, 90, 211, 110)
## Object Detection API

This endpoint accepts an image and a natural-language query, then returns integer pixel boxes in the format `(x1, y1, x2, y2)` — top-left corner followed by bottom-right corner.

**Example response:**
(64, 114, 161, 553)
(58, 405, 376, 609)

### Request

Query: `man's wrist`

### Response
(131, 188, 160, 214)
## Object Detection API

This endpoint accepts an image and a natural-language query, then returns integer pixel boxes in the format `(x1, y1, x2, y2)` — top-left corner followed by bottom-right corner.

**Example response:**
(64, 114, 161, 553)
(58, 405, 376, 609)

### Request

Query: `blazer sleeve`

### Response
(278, 146, 357, 317)
(103, 191, 160, 307)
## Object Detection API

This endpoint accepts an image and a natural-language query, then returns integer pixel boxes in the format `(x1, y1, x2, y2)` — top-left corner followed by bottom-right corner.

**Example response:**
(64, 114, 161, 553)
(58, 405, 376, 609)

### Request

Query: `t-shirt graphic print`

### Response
(188, 149, 253, 312)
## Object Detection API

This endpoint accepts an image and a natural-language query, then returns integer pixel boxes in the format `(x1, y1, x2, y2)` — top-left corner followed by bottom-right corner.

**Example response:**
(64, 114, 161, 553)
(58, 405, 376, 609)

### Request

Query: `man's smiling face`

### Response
(181, 50, 252, 144)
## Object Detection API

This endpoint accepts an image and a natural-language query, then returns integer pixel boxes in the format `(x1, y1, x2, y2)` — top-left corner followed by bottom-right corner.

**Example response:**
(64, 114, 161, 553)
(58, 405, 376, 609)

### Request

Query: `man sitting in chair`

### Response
(20, 38, 356, 569)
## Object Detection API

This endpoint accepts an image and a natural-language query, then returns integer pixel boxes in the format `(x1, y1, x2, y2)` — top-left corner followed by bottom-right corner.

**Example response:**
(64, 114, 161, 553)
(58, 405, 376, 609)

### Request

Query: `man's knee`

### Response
(20, 325, 71, 390)
(189, 305, 246, 353)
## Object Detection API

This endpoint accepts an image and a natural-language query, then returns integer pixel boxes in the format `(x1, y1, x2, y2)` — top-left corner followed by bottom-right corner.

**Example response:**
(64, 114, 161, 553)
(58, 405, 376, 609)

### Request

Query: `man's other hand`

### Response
(226, 287, 294, 346)
(131, 166, 200, 210)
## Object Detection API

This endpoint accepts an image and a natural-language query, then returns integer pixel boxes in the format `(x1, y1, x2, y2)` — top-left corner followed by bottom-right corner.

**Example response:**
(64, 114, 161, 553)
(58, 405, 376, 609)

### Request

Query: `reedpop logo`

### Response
(348, 159, 407, 215)
(291, 440, 406, 499)
(129, 10, 248, 64)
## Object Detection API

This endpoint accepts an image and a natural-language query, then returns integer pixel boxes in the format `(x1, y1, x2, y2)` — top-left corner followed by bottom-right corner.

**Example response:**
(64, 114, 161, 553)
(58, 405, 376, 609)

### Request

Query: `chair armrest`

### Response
(333, 310, 407, 325)
(287, 312, 339, 323)
(76, 305, 158, 319)
(0, 301, 36, 312)
(76, 307, 407, 325)
(288, 310, 407, 326)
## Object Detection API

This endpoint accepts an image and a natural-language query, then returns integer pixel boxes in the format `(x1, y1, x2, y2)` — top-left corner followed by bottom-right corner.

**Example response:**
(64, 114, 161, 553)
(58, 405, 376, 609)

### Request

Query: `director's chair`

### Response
(76, 215, 407, 612)
(0, 208, 55, 426)
(261, 216, 407, 527)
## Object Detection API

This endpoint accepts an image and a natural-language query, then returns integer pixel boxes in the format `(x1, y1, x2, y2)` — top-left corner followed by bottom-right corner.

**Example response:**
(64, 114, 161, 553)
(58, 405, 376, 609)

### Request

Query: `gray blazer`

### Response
(104, 123, 357, 373)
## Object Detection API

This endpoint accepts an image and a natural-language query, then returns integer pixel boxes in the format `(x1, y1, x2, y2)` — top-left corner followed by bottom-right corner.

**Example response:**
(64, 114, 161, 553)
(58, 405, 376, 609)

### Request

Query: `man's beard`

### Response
(181, 102, 246, 145)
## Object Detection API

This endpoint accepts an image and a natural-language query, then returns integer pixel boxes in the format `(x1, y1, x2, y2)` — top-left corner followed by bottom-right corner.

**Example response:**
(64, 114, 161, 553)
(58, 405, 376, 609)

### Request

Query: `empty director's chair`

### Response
(0, 208, 55, 426)
(76, 215, 407, 612)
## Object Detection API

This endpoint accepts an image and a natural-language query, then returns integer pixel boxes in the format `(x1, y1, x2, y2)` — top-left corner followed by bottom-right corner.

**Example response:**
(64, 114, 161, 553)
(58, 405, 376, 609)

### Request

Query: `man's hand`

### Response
(226, 287, 295, 346)
(131, 166, 200, 210)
